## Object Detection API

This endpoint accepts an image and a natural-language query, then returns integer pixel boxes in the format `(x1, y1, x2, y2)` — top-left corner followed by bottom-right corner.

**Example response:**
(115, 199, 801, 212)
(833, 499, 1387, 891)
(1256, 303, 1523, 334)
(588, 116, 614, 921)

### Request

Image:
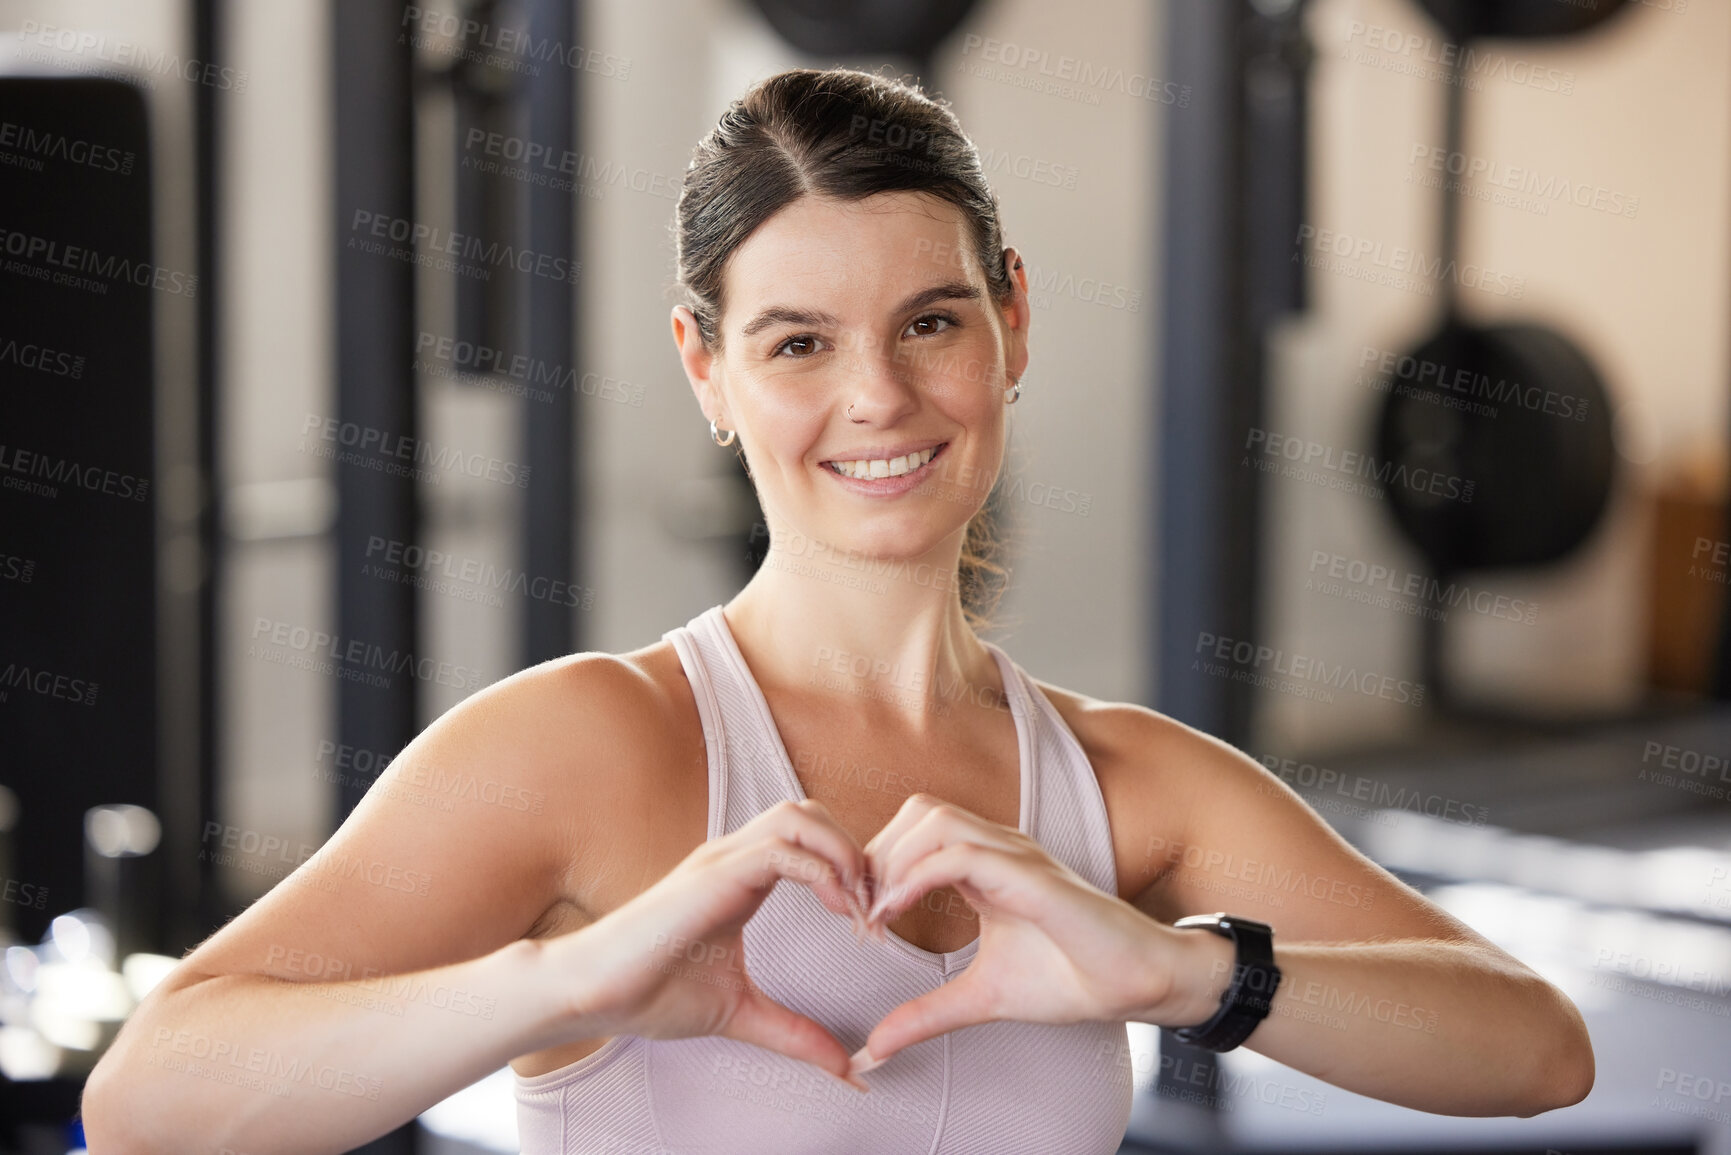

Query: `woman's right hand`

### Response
(541, 798, 873, 1088)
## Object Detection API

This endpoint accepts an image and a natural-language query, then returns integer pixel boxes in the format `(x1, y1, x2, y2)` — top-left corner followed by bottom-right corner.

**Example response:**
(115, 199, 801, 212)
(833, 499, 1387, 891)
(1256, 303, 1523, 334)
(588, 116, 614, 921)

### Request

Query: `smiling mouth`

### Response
(823, 442, 948, 480)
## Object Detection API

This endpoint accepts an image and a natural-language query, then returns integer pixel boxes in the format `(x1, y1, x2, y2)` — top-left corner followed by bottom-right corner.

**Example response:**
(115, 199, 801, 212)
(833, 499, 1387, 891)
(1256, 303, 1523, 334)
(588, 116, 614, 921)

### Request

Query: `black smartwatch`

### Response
(1169, 913, 1282, 1052)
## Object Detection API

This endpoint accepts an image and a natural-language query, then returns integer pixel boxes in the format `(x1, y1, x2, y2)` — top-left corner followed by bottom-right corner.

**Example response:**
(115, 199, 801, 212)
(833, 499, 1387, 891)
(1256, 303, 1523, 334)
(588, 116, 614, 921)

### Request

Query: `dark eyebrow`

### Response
(896, 281, 982, 314)
(740, 306, 841, 339)
(737, 282, 983, 340)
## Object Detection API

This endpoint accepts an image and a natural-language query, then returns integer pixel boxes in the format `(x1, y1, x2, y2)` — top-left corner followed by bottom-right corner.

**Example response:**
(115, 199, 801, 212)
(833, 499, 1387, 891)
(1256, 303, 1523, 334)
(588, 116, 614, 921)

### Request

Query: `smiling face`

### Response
(675, 190, 1030, 566)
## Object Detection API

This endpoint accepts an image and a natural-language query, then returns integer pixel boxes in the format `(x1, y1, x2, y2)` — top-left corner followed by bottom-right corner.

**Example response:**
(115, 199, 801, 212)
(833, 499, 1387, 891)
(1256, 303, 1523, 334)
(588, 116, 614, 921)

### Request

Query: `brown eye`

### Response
(777, 335, 820, 357)
(906, 314, 956, 338)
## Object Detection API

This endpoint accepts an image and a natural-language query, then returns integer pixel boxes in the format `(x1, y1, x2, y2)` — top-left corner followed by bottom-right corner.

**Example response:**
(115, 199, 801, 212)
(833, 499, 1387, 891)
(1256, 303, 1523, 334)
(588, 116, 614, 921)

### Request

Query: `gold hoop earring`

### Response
(710, 417, 736, 447)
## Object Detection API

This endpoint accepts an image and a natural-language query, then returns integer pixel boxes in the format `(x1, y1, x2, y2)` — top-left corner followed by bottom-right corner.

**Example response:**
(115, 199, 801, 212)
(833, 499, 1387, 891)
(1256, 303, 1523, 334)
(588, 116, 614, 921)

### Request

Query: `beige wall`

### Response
(219, 0, 337, 884)
(1259, 0, 1729, 753)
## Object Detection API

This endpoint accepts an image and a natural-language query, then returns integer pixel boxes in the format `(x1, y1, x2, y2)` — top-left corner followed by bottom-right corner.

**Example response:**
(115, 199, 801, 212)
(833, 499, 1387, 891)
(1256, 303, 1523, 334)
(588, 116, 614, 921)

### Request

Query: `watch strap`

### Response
(1169, 912, 1282, 1052)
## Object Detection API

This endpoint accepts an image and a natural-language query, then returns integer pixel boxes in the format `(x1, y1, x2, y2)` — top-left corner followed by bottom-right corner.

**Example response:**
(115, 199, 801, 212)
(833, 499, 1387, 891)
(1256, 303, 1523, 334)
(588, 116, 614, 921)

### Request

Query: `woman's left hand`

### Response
(850, 794, 1220, 1076)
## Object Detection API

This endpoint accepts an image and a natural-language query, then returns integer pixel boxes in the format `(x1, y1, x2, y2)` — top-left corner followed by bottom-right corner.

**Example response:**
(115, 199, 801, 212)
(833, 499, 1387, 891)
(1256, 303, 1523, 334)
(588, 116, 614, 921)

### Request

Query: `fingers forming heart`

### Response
(699, 796, 1082, 1085)
(849, 839, 1040, 1076)
(862, 797, 1027, 925)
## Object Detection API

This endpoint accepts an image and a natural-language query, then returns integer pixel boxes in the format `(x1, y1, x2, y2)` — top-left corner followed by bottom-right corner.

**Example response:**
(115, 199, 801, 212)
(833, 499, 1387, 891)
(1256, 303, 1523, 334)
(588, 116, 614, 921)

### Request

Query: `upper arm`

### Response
(165, 652, 667, 996)
(1135, 717, 1474, 943)
(1037, 681, 1485, 948)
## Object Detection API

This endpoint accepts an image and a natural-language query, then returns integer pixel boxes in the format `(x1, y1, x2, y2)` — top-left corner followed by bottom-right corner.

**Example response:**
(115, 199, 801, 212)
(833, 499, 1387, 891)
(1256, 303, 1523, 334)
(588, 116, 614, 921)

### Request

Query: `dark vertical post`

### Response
(1420, 51, 1468, 706)
(521, 0, 580, 661)
(453, 0, 517, 355)
(1153, 0, 1310, 751)
(186, 0, 223, 952)
(1154, 0, 1246, 741)
(1235, 0, 1312, 726)
(1153, 1, 1241, 1133)
(1716, 87, 1731, 700)
(332, 3, 418, 1146)
(1152, 0, 1311, 1140)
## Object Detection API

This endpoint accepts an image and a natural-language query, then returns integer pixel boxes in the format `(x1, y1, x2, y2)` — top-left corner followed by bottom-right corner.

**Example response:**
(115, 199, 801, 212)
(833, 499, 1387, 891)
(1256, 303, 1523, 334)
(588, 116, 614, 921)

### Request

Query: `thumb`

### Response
(853, 973, 993, 1075)
(722, 986, 864, 1090)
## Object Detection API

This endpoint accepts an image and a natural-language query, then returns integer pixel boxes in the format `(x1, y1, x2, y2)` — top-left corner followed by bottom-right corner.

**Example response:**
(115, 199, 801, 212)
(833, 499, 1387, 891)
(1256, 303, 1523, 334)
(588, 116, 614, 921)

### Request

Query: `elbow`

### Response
(1536, 1035, 1595, 1115)
(1514, 1058, 1593, 1118)
(79, 970, 222, 1155)
(81, 1051, 146, 1155)
(81, 1036, 193, 1155)
(1513, 992, 1595, 1117)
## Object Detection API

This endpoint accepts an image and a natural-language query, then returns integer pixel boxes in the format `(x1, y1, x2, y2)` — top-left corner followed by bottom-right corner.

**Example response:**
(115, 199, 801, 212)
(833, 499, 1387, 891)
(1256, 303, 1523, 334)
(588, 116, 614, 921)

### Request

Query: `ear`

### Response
(672, 305, 725, 426)
(999, 246, 1031, 385)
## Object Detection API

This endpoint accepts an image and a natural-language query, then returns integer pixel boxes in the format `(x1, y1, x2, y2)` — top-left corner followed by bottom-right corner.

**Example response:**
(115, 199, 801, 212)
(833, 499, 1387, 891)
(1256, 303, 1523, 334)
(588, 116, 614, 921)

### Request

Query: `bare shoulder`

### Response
(424, 647, 657, 762)
(395, 642, 696, 847)
(1026, 676, 1225, 783)
(1027, 677, 1259, 824)
(454, 640, 707, 911)
(169, 640, 705, 993)
(477, 641, 698, 791)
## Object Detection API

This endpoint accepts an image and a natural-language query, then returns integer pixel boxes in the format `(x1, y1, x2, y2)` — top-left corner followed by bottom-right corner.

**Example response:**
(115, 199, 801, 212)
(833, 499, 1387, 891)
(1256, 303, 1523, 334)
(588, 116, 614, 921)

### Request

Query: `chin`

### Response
(819, 517, 965, 563)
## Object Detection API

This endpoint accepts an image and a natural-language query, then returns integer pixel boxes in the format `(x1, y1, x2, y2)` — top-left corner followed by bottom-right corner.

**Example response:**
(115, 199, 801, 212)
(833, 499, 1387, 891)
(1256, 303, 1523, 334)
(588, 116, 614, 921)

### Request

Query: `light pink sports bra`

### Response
(514, 604, 1134, 1153)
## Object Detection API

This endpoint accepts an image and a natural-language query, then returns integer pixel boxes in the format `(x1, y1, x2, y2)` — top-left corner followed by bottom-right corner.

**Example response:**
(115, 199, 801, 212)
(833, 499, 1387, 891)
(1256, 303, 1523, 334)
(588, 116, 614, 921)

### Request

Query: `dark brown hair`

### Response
(674, 67, 1015, 630)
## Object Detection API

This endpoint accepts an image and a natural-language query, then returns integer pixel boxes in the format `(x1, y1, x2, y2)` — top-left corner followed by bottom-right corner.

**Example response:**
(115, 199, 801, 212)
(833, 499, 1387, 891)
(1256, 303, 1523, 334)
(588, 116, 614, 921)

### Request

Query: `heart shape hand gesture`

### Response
(847, 794, 1186, 1077)
(545, 794, 1191, 1093)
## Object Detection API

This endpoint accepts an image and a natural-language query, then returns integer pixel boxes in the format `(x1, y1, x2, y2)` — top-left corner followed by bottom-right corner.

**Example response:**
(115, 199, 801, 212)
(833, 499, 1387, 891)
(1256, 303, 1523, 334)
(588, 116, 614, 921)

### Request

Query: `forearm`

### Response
(82, 938, 577, 1155)
(1141, 934, 1594, 1116)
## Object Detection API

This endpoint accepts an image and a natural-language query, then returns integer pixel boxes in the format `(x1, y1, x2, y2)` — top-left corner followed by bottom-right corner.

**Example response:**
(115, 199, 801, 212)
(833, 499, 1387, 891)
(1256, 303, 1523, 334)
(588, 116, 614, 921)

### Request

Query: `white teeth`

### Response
(830, 446, 938, 480)
(833, 448, 935, 479)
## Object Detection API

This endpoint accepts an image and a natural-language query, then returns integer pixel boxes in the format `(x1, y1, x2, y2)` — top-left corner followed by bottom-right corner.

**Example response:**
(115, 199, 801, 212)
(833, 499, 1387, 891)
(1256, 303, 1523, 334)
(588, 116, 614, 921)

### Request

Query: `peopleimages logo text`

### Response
(1194, 632, 1425, 707)
(0, 444, 150, 502)
(249, 617, 484, 691)
(1245, 428, 1474, 504)
(0, 227, 197, 297)
(1343, 22, 1573, 95)
(1295, 225, 1524, 299)
(16, 21, 249, 91)
(301, 415, 530, 488)
(958, 35, 1191, 106)
(1358, 344, 1589, 421)
(348, 210, 580, 284)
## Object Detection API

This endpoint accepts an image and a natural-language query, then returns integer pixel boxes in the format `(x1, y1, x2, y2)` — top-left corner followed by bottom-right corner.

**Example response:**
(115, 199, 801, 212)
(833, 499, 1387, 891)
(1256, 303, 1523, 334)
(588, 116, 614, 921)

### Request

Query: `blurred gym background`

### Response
(1, 0, 1728, 1152)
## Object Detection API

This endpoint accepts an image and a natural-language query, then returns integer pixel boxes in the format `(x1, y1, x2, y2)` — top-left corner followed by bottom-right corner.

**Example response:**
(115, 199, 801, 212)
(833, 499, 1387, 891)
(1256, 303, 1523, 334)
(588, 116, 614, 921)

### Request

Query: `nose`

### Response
(838, 331, 920, 424)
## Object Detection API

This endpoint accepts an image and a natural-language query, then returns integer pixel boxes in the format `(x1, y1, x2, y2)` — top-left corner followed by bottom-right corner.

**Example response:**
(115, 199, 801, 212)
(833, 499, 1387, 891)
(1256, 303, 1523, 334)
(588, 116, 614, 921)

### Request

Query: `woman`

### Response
(81, 67, 1593, 1155)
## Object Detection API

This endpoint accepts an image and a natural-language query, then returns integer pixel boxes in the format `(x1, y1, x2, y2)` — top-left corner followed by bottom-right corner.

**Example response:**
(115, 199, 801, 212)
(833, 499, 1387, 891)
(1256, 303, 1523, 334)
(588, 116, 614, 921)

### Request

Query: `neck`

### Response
(724, 529, 1002, 732)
